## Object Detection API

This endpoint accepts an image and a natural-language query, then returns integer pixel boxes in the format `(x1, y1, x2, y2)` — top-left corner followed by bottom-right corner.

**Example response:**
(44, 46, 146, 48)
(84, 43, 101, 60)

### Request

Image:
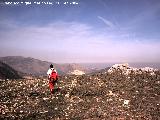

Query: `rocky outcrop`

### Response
(108, 63, 158, 75)
(70, 69, 85, 75)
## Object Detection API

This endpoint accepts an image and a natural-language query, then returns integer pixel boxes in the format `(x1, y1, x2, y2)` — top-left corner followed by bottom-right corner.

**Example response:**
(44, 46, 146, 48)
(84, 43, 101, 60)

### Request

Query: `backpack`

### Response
(50, 70, 58, 80)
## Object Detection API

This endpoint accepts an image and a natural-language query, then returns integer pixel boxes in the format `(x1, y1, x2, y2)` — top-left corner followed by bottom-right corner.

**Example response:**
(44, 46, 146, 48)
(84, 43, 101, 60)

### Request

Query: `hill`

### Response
(0, 61, 21, 79)
(0, 64, 159, 119)
(0, 56, 87, 75)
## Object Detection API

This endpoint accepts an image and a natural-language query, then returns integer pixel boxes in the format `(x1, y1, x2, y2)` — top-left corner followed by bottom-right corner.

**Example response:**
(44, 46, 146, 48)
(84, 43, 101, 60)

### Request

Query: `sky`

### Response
(0, 0, 160, 63)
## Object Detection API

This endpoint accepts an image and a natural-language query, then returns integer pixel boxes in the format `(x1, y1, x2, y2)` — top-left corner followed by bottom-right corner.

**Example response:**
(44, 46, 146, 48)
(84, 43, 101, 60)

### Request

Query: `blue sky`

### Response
(0, 0, 160, 63)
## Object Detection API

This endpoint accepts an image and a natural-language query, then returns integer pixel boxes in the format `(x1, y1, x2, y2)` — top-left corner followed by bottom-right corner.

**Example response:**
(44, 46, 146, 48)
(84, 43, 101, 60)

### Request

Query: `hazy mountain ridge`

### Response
(0, 56, 88, 76)
(1, 56, 159, 77)
(0, 61, 22, 79)
(0, 56, 52, 75)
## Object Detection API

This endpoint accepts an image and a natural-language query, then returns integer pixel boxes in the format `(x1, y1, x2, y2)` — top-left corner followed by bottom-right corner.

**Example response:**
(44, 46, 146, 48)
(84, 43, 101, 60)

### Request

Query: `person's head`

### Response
(50, 64, 53, 68)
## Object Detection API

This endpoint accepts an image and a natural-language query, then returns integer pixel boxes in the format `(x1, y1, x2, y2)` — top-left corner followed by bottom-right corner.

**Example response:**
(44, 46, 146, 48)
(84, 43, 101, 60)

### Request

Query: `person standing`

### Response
(47, 64, 58, 94)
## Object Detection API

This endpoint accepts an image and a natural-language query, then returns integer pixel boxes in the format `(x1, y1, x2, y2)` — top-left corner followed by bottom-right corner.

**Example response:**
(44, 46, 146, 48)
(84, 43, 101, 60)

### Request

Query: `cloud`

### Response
(0, 20, 160, 63)
(97, 16, 115, 29)
(0, 20, 99, 62)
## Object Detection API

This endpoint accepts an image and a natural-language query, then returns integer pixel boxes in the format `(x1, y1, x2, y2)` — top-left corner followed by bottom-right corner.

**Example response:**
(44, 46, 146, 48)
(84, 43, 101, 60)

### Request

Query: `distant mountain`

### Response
(0, 61, 22, 79)
(56, 63, 87, 74)
(0, 56, 88, 75)
(0, 56, 52, 75)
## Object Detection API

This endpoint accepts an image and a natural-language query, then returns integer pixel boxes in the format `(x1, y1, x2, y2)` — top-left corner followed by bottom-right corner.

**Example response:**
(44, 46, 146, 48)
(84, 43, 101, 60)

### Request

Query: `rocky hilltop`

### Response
(108, 63, 158, 75)
(0, 63, 160, 119)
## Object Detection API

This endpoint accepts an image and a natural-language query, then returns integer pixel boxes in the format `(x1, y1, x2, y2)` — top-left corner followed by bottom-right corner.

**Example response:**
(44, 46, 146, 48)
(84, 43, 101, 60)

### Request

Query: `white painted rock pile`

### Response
(108, 63, 158, 75)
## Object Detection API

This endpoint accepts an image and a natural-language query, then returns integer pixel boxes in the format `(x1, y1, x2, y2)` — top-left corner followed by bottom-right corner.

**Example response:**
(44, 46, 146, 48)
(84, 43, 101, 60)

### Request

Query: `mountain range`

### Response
(0, 56, 90, 76)
(1, 56, 159, 78)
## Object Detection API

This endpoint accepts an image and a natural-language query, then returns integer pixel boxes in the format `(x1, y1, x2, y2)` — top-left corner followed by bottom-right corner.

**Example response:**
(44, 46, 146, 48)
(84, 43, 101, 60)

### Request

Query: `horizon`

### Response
(0, 0, 160, 63)
(1, 55, 160, 69)
(1, 55, 160, 64)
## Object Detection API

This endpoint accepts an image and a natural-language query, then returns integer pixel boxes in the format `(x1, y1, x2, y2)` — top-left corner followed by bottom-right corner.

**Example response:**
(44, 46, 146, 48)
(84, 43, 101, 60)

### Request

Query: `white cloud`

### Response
(97, 16, 115, 29)
(0, 20, 160, 63)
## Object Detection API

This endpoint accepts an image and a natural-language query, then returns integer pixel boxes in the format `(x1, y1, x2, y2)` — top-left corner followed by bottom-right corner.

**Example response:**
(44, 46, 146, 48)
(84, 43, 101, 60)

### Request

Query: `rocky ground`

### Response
(0, 69, 160, 120)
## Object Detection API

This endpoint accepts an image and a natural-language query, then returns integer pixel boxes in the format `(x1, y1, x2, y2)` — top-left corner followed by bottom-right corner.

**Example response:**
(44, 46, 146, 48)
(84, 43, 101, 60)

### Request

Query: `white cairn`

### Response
(108, 63, 157, 75)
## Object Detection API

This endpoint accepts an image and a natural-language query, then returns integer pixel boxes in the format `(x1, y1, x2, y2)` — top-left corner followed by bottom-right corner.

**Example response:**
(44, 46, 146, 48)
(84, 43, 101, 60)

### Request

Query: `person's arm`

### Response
(47, 69, 52, 78)
(47, 69, 49, 75)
